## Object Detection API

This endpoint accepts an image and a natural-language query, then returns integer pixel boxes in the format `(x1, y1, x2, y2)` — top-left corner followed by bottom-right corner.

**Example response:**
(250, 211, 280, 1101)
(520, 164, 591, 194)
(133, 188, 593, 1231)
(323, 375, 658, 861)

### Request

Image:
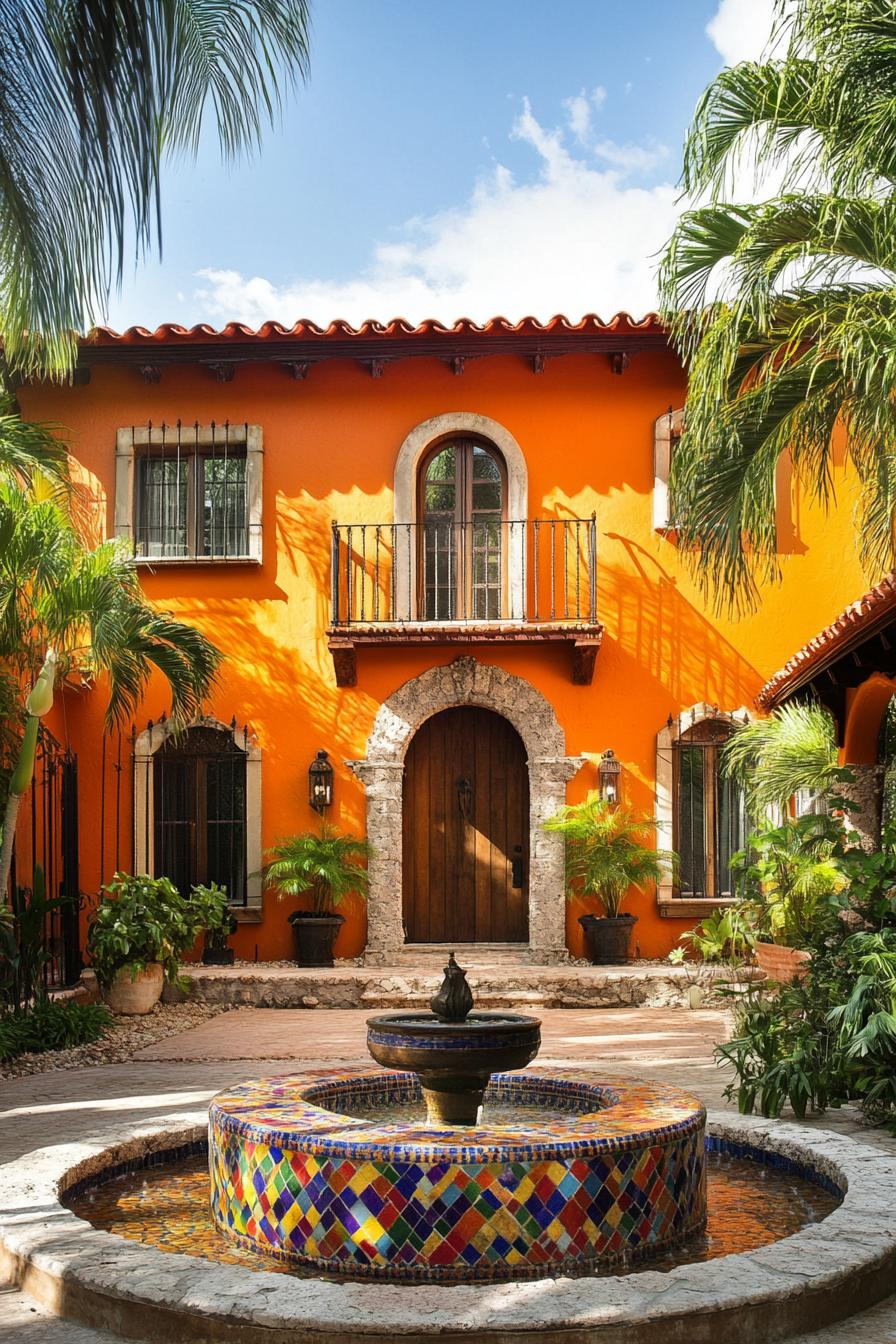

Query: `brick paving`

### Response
(1, 1004, 894, 1342)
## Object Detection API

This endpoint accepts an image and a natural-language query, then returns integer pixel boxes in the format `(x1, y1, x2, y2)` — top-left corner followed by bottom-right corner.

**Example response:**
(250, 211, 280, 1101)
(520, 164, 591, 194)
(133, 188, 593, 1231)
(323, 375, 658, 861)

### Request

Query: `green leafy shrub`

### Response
(543, 794, 675, 917)
(0, 999, 112, 1062)
(837, 828, 896, 929)
(679, 906, 756, 967)
(829, 930, 896, 1125)
(87, 873, 204, 986)
(189, 882, 237, 951)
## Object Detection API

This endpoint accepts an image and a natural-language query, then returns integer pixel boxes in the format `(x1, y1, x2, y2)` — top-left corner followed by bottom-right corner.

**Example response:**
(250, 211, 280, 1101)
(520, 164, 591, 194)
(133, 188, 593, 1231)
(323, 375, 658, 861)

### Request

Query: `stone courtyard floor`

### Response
(2, 1005, 895, 1342)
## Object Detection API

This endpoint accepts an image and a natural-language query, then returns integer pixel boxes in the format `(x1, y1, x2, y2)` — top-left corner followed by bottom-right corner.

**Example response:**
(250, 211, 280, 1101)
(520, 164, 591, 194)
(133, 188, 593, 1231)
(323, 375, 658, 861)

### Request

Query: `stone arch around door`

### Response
(348, 657, 584, 965)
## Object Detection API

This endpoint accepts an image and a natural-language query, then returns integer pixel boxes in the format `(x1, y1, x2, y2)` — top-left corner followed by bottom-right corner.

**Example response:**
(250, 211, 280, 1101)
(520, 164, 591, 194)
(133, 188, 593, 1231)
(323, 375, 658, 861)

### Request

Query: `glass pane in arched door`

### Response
(421, 440, 504, 619)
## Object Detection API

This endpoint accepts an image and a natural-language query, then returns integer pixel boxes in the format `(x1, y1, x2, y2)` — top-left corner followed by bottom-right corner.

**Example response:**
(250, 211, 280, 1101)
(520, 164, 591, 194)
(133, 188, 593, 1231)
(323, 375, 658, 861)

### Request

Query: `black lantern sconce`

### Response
(598, 749, 622, 804)
(309, 750, 334, 814)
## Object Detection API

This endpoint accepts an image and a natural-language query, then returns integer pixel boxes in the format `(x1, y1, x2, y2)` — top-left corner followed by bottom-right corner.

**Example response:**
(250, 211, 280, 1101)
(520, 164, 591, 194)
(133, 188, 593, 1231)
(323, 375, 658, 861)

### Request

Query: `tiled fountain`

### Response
(209, 954, 707, 1280)
(4, 954, 896, 1343)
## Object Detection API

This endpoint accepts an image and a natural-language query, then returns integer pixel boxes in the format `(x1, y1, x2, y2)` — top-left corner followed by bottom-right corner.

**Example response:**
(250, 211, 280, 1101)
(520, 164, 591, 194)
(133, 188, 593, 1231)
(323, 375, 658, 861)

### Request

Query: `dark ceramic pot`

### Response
(288, 911, 345, 967)
(578, 913, 637, 965)
(202, 946, 235, 966)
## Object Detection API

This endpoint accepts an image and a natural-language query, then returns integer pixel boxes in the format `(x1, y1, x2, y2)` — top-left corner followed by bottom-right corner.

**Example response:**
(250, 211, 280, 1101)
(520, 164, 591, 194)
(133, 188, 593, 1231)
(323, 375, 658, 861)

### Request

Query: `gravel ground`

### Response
(0, 1000, 230, 1081)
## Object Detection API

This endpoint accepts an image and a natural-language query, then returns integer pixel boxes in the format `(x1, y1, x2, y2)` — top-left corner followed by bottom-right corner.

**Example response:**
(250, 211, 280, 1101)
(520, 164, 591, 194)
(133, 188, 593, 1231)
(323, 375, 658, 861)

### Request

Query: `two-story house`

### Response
(18, 313, 868, 968)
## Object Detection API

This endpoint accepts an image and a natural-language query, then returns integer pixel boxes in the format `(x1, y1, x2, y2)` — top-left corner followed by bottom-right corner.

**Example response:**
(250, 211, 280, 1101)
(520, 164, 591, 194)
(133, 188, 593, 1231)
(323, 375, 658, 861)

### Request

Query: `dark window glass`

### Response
(152, 727, 247, 905)
(135, 447, 248, 559)
(420, 439, 505, 620)
(674, 727, 745, 900)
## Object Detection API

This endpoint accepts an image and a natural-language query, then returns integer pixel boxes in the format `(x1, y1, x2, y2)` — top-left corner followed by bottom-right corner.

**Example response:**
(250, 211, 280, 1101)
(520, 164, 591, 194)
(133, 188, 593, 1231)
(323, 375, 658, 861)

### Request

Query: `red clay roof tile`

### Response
(756, 572, 896, 709)
(85, 312, 665, 345)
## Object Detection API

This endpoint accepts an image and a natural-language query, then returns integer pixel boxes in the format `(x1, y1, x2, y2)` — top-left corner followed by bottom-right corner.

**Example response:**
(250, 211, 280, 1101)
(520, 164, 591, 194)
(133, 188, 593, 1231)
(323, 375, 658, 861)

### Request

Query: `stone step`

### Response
(163, 961, 749, 1011)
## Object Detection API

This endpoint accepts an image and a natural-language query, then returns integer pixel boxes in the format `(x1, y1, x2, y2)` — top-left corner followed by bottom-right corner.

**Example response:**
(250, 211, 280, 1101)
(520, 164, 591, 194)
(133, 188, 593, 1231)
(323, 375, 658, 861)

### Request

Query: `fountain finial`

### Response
(430, 951, 474, 1022)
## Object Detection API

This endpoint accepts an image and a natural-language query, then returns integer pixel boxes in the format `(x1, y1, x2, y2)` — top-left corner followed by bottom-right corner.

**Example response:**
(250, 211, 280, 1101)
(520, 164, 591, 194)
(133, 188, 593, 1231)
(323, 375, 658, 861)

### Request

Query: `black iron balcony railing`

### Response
(330, 517, 597, 626)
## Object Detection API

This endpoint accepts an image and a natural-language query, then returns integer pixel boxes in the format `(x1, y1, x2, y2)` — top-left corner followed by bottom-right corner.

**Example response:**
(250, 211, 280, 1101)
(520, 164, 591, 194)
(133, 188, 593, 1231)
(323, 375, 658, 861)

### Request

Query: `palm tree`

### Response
(721, 701, 848, 817)
(0, 0, 310, 379)
(544, 794, 672, 917)
(659, 0, 896, 609)
(0, 480, 222, 893)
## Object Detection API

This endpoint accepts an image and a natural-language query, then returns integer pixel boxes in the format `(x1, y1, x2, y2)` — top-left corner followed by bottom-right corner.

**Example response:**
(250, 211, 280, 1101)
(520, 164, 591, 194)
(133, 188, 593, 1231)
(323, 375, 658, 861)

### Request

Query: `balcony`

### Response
(326, 517, 603, 686)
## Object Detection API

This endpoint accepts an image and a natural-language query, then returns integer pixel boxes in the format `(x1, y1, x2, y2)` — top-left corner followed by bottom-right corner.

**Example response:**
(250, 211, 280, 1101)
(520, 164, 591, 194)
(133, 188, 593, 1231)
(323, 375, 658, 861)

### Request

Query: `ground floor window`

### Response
(133, 717, 262, 913)
(153, 725, 247, 902)
(673, 718, 746, 898)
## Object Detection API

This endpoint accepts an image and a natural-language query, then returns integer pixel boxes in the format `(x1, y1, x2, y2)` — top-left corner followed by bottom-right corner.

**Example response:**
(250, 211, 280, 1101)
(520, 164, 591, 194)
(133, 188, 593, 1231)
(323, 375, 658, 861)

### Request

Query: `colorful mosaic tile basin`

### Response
(208, 1068, 708, 1282)
(64, 1142, 842, 1281)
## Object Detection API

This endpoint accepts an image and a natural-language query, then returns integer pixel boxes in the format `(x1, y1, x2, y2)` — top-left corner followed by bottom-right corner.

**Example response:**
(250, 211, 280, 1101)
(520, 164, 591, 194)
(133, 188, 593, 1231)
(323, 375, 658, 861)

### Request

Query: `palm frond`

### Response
(661, 0, 896, 609)
(0, 479, 221, 727)
(0, 0, 310, 377)
(722, 702, 844, 813)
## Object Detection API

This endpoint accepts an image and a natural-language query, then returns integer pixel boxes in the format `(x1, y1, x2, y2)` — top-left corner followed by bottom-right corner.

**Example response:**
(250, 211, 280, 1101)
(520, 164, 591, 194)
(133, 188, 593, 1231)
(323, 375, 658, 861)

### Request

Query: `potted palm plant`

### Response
(261, 825, 371, 967)
(545, 794, 674, 965)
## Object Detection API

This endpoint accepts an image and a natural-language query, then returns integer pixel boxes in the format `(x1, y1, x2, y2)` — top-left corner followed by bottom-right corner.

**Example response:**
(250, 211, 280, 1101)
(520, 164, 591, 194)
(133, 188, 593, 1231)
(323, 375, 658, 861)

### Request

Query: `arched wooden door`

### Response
(402, 707, 529, 943)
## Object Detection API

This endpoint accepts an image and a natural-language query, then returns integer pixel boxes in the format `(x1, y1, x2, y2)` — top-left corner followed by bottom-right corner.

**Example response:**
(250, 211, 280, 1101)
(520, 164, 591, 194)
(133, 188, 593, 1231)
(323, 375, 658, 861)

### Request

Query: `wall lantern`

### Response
(309, 750, 334, 813)
(598, 749, 622, 804)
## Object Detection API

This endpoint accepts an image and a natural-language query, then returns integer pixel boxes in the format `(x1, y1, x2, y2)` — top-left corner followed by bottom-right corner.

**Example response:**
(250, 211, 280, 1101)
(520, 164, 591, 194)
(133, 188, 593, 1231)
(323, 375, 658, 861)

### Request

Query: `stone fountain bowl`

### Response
(366, 1010, 541, 1123)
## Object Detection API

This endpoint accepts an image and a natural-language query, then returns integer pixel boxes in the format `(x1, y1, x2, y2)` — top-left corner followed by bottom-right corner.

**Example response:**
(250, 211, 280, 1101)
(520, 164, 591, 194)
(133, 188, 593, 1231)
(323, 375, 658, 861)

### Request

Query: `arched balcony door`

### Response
(418, 439, 506, 620)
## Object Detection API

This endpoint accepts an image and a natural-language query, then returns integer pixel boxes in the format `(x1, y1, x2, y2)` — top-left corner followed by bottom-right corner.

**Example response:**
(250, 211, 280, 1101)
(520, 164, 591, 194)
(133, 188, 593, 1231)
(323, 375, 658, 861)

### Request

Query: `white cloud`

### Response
(194, 98, 680, 327)
(563, 86, 607, 145)
(707, 0, 778, 65)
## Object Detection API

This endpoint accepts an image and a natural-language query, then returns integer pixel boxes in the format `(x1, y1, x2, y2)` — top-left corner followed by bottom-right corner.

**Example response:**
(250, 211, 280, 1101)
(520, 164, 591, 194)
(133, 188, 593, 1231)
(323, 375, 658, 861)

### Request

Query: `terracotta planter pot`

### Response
(754, 942, 811, 985)
(102, 962, 164, 1015)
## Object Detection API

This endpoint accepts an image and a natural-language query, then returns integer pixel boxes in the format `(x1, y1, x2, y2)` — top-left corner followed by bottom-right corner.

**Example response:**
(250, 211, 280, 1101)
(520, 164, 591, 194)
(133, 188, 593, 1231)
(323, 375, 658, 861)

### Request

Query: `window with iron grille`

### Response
(116, 421, 262, 563)
(673, 719, 746, 899)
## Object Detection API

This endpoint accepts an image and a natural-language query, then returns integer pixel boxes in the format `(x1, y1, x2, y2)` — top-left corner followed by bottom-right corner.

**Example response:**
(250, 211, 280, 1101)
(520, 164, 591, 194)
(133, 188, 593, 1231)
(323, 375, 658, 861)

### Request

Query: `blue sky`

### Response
(107, 0, 774, 330)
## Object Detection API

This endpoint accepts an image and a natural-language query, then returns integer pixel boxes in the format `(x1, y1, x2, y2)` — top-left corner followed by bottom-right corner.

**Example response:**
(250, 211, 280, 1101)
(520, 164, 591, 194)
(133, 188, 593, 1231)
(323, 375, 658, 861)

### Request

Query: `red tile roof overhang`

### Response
(72, 312, 671, 379)
(756, 572, 896, 711)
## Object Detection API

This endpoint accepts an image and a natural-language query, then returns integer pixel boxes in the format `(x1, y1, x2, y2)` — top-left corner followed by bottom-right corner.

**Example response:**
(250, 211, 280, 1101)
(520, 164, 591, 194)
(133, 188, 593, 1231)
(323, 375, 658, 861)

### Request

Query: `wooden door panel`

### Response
(402, 707, 528, 943)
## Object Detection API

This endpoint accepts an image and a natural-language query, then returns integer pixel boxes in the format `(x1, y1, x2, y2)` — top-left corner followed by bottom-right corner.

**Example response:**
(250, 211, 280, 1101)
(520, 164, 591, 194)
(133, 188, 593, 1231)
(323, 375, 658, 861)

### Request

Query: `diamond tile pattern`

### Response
(209, 1070, 706, 1282)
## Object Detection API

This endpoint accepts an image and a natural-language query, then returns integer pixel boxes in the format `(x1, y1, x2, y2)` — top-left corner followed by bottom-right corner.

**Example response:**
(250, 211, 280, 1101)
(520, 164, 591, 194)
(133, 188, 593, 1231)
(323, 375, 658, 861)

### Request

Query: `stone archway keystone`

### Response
(348, 657, 584, 965)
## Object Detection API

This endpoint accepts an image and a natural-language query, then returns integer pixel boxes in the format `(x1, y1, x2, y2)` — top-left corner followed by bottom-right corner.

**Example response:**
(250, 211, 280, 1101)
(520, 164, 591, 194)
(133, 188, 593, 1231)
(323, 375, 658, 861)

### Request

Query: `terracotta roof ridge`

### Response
(86, 311, 665, 344)
(756, 571, 896, 709)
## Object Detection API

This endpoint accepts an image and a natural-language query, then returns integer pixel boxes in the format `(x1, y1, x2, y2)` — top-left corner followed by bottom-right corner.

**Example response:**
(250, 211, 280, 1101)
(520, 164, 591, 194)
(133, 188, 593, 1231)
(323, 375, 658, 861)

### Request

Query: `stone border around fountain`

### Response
(2, 1098, 896, 1344)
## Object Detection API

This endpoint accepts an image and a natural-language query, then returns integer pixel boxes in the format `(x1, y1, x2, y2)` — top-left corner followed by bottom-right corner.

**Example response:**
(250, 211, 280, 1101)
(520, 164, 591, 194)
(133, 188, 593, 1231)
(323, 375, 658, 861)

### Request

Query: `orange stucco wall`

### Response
(20, 348, 870, 962)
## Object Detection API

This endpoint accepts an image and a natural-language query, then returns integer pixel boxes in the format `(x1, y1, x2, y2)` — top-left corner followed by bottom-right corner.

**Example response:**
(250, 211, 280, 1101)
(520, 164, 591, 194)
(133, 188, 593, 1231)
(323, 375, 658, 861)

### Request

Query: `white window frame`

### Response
(133, 716, 263, 921)
(392, 412, 528, 621)
(115, 423, 263, 564)
(653, 407, 682, 532)
(655, 702, 751, 917)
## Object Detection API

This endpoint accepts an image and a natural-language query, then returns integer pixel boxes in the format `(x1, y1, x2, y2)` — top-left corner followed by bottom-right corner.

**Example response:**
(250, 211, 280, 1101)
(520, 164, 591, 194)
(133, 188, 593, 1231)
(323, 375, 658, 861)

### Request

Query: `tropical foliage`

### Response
(0, 482, 221, 894)
(262, 827, 372, 916)
(731, 813, 847, 949)
(0, 0, 310, 378)
(189, 882, 236, 952)
(721, 701, 846, 815)
(659, 0, 896, 608)
(678, 905, 756, 967)
(544, 794, 673, 918)
(0, 481, 221, 723)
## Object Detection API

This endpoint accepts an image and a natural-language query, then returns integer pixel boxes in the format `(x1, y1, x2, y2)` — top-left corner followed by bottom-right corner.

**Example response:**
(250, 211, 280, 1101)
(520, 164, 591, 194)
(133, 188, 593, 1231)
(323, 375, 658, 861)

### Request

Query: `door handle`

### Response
(512, 845, 524, 889)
